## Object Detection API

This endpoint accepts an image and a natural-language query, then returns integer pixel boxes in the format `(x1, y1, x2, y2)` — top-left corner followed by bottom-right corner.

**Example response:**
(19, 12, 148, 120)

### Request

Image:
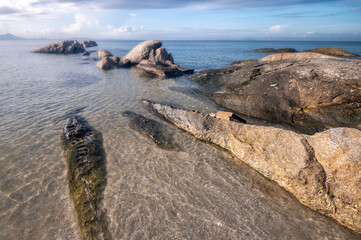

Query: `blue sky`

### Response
(0, 0, 360, 40)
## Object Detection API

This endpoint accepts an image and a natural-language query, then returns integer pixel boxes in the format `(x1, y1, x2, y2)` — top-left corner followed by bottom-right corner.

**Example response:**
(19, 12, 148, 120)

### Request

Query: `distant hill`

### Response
(0, 33, 24, 40)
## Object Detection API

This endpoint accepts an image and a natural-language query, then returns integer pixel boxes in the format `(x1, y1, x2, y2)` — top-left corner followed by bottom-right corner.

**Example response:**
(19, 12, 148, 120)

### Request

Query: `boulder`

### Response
(256, 48, 296, 53)
(118, 59, 132, 68)
(305, 48, 359, 57)
(109, 56, 120, 65)
(189, 57, 361, 133)
(32, 40, 85, 54)
(81, 51, 90, 56)
(260, 52, 333, 61)
(97, 50, 112, 59)
(96, 56, 115, 70)
(120, 40, 194, 77)
(144, 100, 361, 235)
(81, 40, 97, 48)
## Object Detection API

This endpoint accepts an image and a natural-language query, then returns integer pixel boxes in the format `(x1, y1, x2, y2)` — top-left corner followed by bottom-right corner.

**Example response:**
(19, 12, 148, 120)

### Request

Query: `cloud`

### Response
(113, 25, 136, 33)
(129, 12, 137, 17)
(0, 7, 20, 15)
(0, 23, 3, 29)
(307, 31, 317, 35)
(61, 13, 96, 33)
(269, 24, 288, 33)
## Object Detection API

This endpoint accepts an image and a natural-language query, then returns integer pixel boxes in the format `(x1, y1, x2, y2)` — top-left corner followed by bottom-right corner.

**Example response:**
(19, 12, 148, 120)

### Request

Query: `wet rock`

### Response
(189, 57, 361, 133)
(305, 48, 359, 57)
(144, 100, 361, 235)
(81, 40, 98, 48)
(32, 40, 85, 54)
(256, 48, 296, 53)
(62, 116, 111, 240)
(109, 56, 120, 65)
(96, 50, 113, 59)
(122, 111, 180, 150)
(81, 51, 90, 56)
(118, 59, 132, 68)
(96, 56, 115, 70)
(121, 40, 194, 77)
(260, 52, 334, 61)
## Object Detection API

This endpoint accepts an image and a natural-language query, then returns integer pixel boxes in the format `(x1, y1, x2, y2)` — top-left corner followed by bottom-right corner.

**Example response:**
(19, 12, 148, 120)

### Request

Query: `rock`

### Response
(305, 48, 359, 57)
(118, 59, 132, 68)
(122, 111, 179, 150)
(109, 56, 120, 65)
(144, 100, 361, 235)
(260, 52, 334, 61)
(232, 59, 258, 66)
(96, 56, 115, 70)
(81, 40, 97, 48)
(84, 57, 97, 61)
(32, 40, 85, 54)
(97, 50, 112, 59)
(120, 40, 194, 77)
(256, 48, 296, 53)
(189, 57, 361, 133)
(62, 116, 111, 240)
(215, 111, 246, 123)
(81, 51, 90, 56)
(121, 40, 163, 64)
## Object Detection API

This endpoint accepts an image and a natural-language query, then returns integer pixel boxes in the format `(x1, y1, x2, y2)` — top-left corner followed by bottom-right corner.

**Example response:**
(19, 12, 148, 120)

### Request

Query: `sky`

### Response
(0, 0, 360, 40)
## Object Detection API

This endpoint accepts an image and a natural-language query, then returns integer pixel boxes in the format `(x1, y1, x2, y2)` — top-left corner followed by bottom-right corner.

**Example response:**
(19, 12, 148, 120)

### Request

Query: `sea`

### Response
(0, 40, 360, 239)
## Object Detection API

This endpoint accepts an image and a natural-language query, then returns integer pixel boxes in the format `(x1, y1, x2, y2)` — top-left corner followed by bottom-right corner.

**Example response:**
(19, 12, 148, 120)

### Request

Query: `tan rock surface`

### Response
(305, 48, 360, 57)
(144, 101, 361, 235)
(260, 52, 334, 61)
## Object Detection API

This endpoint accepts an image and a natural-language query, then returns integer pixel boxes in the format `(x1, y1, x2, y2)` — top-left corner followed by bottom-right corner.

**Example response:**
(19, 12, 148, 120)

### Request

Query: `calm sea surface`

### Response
(1, 40, 361, 239)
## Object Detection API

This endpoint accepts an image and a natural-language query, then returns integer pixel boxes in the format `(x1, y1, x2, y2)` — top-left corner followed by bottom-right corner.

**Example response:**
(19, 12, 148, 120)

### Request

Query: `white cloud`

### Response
(0, 23, 3, 29)
(113, 25, 136, 33)
(307, 31, 317, 35)
(61, 13, 97, 34)
(269, 24, 289, 33)
(129, 13, 137, 17)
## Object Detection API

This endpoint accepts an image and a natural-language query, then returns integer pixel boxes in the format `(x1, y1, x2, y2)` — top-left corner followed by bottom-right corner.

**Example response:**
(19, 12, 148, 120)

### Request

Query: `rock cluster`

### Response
(32, 40, 86, 54)
(144, 100, 361, 235)
(189, 56, 361, 133)
(305, 48, 359, 57)
(96, 50, 131, 70)
(81, 40, 97, 48)
(120, 40, 194, 77)
(255, 48, 296, 53)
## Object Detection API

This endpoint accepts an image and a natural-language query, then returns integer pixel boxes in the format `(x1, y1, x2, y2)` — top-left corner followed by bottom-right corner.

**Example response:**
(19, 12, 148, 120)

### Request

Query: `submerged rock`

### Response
(144, 100, 361, 235)
(32, 40, 85, 54)
(121, 40, 194, 77)
(305, 48, 359, 57)
(62, 116, 111, 240)
(81, 40, 98, 48)
(189, 57, 361, 133)
(122, 111, 180, 150)
(256, 48, 296, 53)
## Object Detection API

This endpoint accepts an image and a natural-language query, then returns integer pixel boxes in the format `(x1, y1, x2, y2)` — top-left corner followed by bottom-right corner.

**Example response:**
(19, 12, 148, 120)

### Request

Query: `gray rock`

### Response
(118, 59, 132, 68)
(121, 40, 163, 64)
(81, 40, 97, 48)
(96, 56, 115, 70)
(189, 57, 361, 134)
(32, 40, 85, 54)
(81, 51, 90, 56)
(304, 48, 360, 57)
(97, 50, 112, 59)
(144, 100, 361, 235)
(256, 48, 296, 53)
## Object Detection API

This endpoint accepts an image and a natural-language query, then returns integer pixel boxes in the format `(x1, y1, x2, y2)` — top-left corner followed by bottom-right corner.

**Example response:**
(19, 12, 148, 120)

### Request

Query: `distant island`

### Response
(0, 33, 24, 40)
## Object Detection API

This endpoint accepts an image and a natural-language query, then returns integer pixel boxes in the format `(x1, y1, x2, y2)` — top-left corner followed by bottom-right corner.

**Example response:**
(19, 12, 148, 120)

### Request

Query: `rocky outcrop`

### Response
(144, 101, 361, 235)
(32, 40, 85, 54)
(81, 40, 97, 48)
(62, 116, 111, 240)
(256, 48, 296, 53)
(260, 52, 334, 61)
(305, 48, 359, 57)
(189, 57, 361, 133)
(97, 50, 112, 59)
(96, 50, 131, 70)
(121, 40, 194, 77)
(122, 111, 179, 150)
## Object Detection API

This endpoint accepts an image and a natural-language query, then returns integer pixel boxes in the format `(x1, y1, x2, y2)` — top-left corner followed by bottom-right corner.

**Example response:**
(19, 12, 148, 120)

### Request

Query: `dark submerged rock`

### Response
(255, 48, 296, 53)
(122, 111, 180, 150)
(32, 40, 85, 54)
(62, 116, 111, 240)
(188, 58, 361, 134)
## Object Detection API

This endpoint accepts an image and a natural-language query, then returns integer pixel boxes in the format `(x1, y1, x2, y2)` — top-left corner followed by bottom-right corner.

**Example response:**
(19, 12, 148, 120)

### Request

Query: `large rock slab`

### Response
(305, 48, 359, 57)
(189, 57, 361, 133)
(144, 101, 361, 235)
(32, 40, 85, 54)
(62, 116, 111, 240)
(260, 52, 334, 61)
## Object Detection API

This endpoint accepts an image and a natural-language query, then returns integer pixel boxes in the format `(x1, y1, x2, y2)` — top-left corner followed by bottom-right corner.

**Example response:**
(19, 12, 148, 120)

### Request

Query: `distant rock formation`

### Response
(81, 40, 97, 48)
(304, 48, 359, 57)
(255, 48, 296, 53)
(121, 40, 194, 77)
(32, 40, 85, 54)
(144, 100, 361, 235)
(189, 57, 361, 134)
(0, 33, 24, 40)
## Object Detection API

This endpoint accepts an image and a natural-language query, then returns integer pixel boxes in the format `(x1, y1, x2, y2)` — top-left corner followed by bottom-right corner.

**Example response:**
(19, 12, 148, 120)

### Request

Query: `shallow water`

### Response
(0, 40, 361, 239)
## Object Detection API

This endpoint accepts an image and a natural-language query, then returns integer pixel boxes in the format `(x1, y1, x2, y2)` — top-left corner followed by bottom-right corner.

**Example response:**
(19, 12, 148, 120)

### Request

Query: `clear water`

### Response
(0, 40, 360, 239)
